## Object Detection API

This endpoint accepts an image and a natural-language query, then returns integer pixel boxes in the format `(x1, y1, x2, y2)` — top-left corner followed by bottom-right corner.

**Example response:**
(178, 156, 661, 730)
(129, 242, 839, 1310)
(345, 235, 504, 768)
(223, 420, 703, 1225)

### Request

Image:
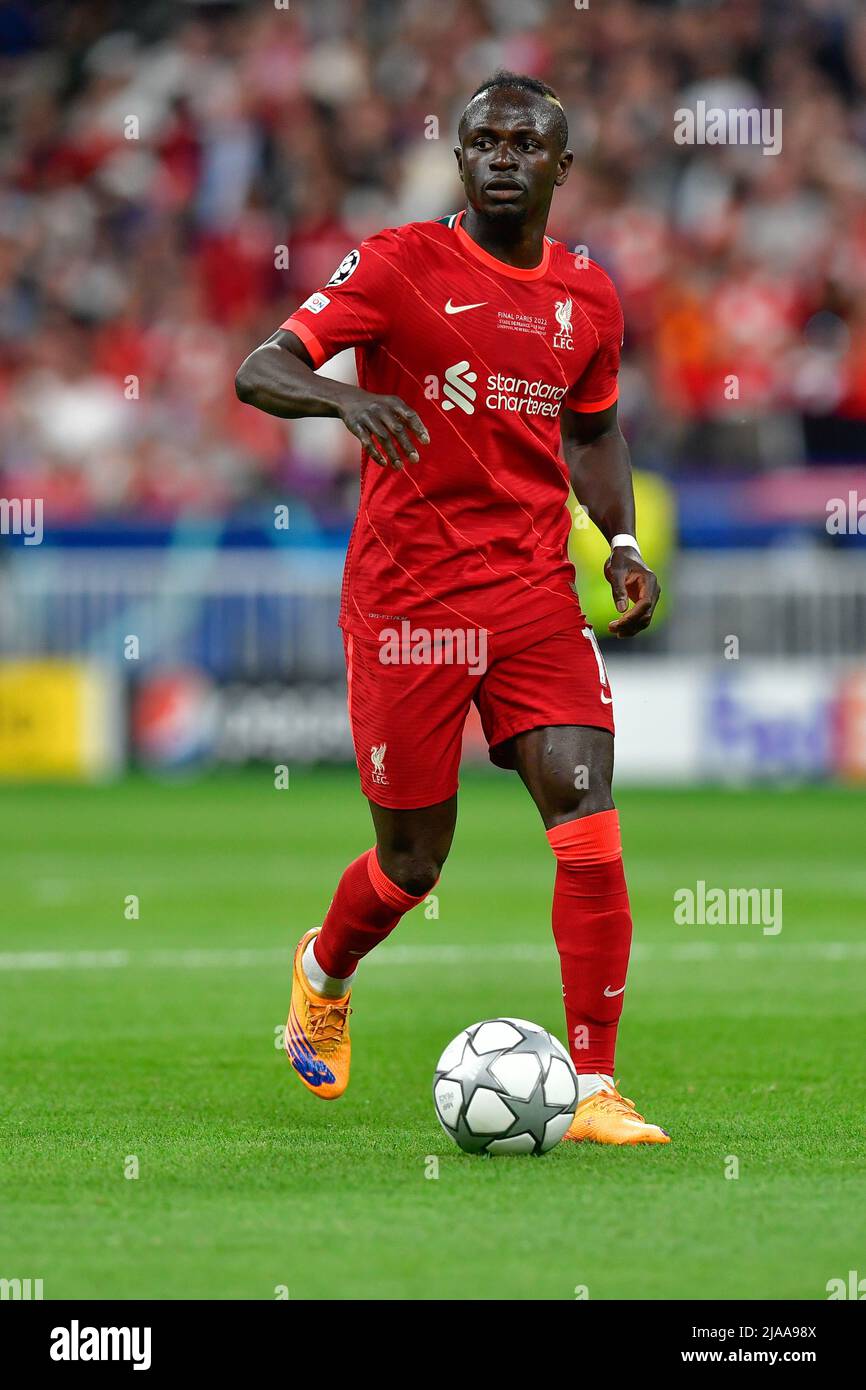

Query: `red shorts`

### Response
(343, 608, 615, 809)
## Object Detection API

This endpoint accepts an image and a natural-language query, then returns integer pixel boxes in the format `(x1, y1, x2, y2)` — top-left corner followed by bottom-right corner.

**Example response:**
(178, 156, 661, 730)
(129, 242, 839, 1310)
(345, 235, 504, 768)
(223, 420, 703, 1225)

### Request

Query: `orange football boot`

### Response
(284, 929, 352, 1100)
(564, 1081, 670, 1145)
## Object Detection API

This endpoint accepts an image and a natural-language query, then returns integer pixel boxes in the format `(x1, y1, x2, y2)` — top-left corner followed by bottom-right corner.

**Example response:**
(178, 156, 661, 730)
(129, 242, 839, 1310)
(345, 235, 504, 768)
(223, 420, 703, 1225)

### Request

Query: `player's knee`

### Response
(379, 848, 443, 897)
(543, 771, 614, 828)
(548, 788, 614, 827)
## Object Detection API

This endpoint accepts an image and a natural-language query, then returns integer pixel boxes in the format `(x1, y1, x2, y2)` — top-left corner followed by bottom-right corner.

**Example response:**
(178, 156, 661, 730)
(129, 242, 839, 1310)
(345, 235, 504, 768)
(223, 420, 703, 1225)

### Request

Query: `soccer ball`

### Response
(433, 1018, 578, 1155)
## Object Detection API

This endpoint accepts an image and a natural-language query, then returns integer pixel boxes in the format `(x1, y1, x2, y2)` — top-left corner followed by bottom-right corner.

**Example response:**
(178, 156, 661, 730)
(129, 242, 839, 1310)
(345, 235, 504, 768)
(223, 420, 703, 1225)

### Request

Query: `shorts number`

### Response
(582, 625, 611, 697)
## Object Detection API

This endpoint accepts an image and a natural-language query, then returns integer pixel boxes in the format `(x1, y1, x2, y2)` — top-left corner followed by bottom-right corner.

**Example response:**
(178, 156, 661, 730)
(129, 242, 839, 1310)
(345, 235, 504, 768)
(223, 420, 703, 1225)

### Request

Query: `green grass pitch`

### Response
(1, 770, 864, 1300)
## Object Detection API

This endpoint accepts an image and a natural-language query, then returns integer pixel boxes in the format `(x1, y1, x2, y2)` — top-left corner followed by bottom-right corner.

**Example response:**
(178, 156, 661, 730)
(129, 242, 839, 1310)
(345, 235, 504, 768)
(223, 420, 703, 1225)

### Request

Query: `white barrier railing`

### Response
(667, 551, 866, 658)
(1, 548, 864, 672)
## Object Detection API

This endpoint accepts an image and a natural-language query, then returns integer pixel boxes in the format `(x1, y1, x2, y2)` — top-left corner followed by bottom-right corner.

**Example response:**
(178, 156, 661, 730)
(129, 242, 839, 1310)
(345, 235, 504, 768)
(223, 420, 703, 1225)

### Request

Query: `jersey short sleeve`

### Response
(565, 274, 624, 413)
(279, 228, 404, 368)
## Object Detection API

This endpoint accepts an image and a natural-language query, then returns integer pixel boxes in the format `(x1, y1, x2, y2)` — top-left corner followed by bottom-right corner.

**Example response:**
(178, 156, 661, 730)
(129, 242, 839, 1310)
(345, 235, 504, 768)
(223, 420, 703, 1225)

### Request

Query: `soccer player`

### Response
(236, 72, 669, 1144)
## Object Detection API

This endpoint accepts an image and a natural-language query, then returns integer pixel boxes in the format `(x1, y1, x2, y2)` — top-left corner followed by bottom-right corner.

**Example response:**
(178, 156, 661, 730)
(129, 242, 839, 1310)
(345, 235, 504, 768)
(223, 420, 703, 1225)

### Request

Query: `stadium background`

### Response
(1, 0, 865, 1302)
(1, 0, 865, 779)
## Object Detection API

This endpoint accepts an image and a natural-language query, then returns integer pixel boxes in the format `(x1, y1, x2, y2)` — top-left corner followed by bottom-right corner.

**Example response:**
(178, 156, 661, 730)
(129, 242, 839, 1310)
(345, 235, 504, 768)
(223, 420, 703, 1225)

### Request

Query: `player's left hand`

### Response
(604, 548, 660, 638)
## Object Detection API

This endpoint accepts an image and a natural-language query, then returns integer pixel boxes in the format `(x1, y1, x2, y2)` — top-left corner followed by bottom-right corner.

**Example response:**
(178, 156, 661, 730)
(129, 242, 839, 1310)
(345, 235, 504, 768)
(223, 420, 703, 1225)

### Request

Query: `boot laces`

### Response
(306, 998, 351, 1052)
(595, 1082, 646, 1123)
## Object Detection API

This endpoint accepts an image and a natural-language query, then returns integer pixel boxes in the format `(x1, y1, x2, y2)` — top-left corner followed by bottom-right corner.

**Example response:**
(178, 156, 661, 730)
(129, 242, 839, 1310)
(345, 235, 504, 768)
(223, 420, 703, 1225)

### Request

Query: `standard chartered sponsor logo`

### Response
(441, 361, 566, 418)
(486, 372, 566, 415)
(442, 360, 478, 413)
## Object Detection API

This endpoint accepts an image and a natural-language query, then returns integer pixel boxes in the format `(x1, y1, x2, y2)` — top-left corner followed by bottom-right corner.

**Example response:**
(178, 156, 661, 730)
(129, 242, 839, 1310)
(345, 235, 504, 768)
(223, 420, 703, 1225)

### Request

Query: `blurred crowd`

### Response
(1, 0, 865, 527)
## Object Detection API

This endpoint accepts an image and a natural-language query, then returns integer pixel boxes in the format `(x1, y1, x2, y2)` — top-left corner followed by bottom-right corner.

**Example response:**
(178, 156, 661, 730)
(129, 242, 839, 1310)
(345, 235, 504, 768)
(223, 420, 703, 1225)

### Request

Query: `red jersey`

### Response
(281, 210, 623, 638)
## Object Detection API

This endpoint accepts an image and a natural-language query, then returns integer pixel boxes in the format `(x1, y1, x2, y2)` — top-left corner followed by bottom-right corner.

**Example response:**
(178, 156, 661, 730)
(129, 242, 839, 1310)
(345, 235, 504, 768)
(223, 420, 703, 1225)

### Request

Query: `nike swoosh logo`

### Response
(603, 984, 626, 997)
(601, 693, 613, 704)
(445, 299, 487, 314)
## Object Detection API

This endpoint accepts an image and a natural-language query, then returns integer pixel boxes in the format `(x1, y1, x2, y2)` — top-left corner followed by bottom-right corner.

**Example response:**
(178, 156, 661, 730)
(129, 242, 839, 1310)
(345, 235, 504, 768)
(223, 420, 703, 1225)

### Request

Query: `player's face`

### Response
(455, 91, 572, 224)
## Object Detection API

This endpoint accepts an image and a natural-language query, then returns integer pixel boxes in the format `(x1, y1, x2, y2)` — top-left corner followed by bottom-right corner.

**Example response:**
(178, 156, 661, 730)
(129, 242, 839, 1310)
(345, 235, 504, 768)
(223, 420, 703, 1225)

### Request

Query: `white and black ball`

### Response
(433, 1018, 578, 1156)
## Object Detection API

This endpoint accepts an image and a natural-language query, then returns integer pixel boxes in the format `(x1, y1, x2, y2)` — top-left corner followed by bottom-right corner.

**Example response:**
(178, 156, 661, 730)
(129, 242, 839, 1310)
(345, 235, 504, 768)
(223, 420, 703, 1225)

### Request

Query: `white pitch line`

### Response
(0, 941, 864, 973)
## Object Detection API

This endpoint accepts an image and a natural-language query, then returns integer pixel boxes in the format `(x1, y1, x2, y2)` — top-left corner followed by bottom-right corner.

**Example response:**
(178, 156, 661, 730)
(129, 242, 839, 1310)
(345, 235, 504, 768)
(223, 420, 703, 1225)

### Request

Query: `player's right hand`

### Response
(337, 389, 429, 470)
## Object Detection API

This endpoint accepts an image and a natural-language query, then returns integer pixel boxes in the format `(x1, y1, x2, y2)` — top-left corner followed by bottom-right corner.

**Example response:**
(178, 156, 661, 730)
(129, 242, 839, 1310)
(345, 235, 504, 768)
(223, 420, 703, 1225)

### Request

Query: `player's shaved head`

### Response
(459, 71, 569, 153)
(455, 70, 573, 229)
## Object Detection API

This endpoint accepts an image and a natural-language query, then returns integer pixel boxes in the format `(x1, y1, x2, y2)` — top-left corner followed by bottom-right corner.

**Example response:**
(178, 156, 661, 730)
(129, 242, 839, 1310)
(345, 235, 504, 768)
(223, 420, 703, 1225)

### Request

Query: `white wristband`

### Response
(610, 533, 641, 555)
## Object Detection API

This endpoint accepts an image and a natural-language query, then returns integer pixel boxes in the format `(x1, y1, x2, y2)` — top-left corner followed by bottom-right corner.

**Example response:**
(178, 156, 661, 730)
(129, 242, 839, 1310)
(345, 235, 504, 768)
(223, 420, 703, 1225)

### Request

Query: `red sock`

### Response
(313, 849, 430, 979)
(547, 810, 633, 1076)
